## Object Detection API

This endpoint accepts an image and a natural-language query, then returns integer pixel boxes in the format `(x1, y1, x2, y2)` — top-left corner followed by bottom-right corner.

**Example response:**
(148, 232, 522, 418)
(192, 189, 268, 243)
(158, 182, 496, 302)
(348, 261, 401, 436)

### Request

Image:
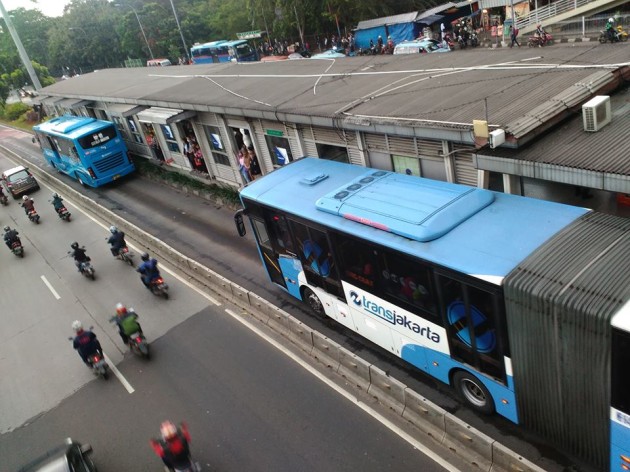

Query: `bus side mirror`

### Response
(234, 209, 246, 237)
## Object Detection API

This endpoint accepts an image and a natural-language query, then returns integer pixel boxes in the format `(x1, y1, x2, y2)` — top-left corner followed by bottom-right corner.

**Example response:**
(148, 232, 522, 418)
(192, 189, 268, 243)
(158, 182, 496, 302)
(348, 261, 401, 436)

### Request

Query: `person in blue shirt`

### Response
(107, 225, 127, 257)
(137, 252, 160, 288)
(51, 192, 65, 213)
(71, 321, 103, 366)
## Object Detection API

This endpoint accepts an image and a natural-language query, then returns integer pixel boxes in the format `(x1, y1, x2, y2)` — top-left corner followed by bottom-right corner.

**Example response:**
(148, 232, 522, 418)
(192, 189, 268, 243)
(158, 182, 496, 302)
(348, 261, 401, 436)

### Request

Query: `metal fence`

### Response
(552, 13, 629, 38)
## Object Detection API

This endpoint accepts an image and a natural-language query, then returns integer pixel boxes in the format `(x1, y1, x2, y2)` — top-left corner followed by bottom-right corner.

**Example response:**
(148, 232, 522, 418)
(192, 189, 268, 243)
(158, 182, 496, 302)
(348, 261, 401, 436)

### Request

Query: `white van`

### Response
(147, 58, 172, 67)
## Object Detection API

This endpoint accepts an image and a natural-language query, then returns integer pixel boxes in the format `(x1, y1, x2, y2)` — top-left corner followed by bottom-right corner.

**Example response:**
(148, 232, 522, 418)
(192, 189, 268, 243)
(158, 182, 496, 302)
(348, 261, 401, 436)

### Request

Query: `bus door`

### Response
(249, 216, 289, 291)
(45, 136, 64, 170)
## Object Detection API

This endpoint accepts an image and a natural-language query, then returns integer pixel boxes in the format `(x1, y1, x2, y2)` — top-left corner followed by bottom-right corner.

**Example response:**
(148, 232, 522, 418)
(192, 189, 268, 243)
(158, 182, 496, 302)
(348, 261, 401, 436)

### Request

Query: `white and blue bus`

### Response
(33, 115, 135, 187)
(191, 39, 258, 64)
(235, 157, 630, 471)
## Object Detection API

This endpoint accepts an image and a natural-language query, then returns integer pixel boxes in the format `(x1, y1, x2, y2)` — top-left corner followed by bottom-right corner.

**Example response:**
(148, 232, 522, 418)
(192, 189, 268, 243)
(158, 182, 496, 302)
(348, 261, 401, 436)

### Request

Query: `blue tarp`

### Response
(388, 22, 419, 44)
(355, 26, 387, 49)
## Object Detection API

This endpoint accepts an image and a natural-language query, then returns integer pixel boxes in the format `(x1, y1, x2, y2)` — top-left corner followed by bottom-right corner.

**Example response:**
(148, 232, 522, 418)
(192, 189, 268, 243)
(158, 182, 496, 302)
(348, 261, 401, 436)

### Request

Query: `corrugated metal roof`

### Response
(39, 46, 629, 177)
(481, 88, 630, 176)
(356, 12, 419, 30)
(504, 212, 630, 470)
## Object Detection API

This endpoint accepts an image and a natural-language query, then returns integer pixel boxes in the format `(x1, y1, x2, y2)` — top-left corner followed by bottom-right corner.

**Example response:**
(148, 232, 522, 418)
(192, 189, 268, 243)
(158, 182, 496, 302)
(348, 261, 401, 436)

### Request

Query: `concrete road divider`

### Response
(3, 146, 547, 472)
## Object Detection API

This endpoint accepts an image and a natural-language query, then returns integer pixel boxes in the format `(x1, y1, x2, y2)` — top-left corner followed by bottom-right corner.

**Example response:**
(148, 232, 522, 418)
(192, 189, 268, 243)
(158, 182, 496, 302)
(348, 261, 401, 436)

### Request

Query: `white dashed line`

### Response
(40, 275, 61, 300)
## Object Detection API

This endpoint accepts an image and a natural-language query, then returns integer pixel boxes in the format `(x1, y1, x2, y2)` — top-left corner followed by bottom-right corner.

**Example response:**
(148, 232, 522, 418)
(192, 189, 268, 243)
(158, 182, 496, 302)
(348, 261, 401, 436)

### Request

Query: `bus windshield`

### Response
(77, 126, 118, 149)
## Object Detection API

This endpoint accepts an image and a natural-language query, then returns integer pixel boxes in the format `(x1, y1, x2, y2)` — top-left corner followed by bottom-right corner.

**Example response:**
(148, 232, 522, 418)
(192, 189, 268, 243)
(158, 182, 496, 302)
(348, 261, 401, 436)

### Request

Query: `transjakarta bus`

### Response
(33, 115, 135, 187)
(191, 39, 258, 64)
(235, 157, 630, 471)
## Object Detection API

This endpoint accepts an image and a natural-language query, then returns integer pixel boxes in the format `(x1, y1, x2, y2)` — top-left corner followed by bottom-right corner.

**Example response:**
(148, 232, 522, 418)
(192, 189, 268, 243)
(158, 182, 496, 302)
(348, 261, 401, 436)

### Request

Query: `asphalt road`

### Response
(0, 145, 463, 471)
(0, 125, 587, 471)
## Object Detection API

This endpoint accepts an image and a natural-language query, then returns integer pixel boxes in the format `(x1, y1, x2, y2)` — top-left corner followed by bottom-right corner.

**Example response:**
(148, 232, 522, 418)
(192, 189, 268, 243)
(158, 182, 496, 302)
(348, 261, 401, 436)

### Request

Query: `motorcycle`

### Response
(116, 246, 135, 266)
(128, 331, 150, 359)
(87, 352, 109, 379)
(0, 193, 8, 205)
(149, 276, 169, 299)
(172, 457, 200, 472)
(27, 209, 40, 224)
(528, 32, 553, 47)
(458, 34, 467, 49)
(599, 27, 627, 43)
(11, 240, 24, 257)
(470, 32, 479, 48)
(54, 204, 72, 221)
(79, 261, 96, 280)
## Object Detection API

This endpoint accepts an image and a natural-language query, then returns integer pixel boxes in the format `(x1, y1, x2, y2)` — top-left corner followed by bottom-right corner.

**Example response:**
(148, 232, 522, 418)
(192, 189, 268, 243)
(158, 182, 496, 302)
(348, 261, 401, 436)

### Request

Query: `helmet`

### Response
(160, 421, 177, 441)
(22, 195, 29, 201)
(71, 242, 79, 250)
(52, 192, 58, 198)
(3, 225, 9, 232)
(109, 225, 118, 234)
(72, 320, 83, 333)
(115, 303, 127, 316)
(378, 35, 382, 39)
(141, 252, 149, 261)
(609, 18, 614, 23)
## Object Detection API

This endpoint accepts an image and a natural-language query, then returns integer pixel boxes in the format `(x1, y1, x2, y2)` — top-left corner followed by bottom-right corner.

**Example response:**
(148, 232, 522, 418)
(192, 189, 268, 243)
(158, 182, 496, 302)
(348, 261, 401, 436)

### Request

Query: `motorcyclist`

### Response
(385, 36, 394, 54)
(51, 192, 65, 214)
(137, 252, 160, 288)
(3, 225, 21, 250)
(71, 320, 103, 366)
(376, 35, 383, 53)
(21, 195, 35, 216)
(112, 303, 143, 345)
(535, 24, 547, 45)
(0, 185, 7, 200)
(150, 421, 192, 471)
(605, 17, 616, 41)
(70, 241, 90, 272)
(107, 225, 127, 257)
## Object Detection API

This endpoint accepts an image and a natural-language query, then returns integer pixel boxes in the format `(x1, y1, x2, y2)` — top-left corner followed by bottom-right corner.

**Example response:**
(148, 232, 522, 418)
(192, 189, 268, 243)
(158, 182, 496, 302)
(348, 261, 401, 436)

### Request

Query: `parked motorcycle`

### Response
(458, 34, 467, 49)
(470, 32, 479, 48)
(11, 240, 24, 257)
(27, 209, 40, 224)
(149, 276, 169, 299)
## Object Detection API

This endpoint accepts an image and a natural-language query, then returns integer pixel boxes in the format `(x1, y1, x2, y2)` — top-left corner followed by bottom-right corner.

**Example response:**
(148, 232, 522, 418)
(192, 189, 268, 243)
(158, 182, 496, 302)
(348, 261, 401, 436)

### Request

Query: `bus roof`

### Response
(222, 40, 248, 47)
(191, 40, 227, 50)
(33, 115, 114, 140)
(240, 158, 589, 284)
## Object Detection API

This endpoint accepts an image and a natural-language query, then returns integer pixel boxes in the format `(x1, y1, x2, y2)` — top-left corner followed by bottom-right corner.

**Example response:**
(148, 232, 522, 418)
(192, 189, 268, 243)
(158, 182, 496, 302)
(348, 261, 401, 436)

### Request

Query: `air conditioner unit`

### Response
(488, 129, 505, 149)
(582, 95, 611, 132)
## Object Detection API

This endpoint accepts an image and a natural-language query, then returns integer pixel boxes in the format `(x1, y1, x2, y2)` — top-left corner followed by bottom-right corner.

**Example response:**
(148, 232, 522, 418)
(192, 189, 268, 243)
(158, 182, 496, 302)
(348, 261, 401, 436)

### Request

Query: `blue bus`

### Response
(235, 157, 630, 471)
(190, 39, 258, 64)
(33, 115, 135, 187)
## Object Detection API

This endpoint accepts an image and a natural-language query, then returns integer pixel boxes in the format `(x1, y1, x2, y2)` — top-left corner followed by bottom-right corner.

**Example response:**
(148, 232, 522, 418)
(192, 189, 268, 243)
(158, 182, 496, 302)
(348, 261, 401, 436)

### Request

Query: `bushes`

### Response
(2, 102, 30, 121)
(131, 154, 241, 207)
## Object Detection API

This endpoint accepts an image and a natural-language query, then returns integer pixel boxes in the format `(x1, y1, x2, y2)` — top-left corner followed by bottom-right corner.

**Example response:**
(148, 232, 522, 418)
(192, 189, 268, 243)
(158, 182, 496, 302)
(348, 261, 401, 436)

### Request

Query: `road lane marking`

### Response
(104, 353, 135, 394)
(224, 308, 462, 472)
(40, 275, 61, 300)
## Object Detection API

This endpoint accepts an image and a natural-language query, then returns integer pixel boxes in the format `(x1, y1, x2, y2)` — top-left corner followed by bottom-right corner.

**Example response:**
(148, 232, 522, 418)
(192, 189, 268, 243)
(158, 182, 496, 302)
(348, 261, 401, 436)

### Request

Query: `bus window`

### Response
(266, 212, 295, 255)
(377, 250, 438, 319)
(289, 220, 342, 297)
(333, 234, 377, 291)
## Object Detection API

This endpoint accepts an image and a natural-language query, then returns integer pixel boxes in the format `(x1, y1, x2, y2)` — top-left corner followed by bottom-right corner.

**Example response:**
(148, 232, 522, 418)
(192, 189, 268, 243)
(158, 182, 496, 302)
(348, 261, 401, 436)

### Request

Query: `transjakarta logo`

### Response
(349, 289, 440, 344)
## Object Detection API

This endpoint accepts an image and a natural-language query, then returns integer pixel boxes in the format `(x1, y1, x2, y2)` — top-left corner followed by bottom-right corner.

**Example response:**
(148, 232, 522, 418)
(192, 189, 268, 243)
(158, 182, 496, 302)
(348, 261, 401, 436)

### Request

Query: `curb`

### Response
(481, 36, 598, 48)
(2, 146, 547, 472)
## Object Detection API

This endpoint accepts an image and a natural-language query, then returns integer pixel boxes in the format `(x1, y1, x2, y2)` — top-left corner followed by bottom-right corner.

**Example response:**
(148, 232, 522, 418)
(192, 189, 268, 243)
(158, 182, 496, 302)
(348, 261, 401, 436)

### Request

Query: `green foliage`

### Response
(132, 155, 240, 206)
(2, 102, 30, 120)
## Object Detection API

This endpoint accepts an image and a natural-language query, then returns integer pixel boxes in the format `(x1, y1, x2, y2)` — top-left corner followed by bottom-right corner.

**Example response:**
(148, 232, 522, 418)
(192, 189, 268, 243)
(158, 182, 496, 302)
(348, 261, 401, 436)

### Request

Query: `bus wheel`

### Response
(453, 370, 495, 415)
(302, 287, 325, 318)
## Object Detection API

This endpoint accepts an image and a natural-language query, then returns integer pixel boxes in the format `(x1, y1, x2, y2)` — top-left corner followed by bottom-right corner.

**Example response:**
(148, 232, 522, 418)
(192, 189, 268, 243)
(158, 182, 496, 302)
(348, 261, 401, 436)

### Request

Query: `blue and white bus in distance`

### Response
(191, 39, 258, 64)
(33, 115, 135, 187)
(235, 157, 630, 471)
